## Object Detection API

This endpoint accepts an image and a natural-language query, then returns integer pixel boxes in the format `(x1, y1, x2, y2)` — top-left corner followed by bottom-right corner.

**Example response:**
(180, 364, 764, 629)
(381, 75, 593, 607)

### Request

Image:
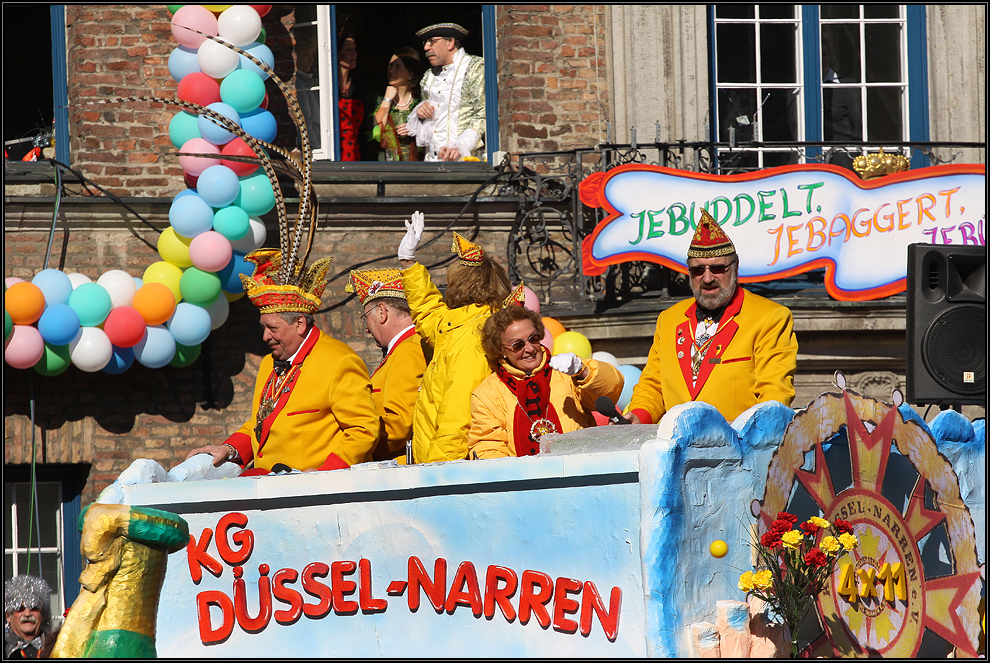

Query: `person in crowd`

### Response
(294, 32, 321, 150)
(397, 211, 512, 462)
(625, 209, 798, 424)
(469, 303, 624, 459)
(405, 22, 486, 161)
(337, 31, 364, 161)
(4, 575, 54, 659)
(348, 268, 428, 461)
(187, 249, 381, 474)
(374, 47, 423, 161)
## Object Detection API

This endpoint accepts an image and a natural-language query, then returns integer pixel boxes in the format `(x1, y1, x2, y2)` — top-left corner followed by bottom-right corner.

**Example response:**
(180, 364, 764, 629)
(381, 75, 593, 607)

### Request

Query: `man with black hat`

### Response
(624, 209, 798, 424)
(405, 22, 486, 162)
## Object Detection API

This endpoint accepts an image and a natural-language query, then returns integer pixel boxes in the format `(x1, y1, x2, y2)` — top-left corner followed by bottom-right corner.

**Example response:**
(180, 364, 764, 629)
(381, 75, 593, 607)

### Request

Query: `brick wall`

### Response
(495, 5, 609, 154)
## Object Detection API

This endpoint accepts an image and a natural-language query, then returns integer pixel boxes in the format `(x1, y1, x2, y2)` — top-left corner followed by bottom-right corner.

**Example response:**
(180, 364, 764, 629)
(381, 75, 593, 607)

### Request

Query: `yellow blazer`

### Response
(370, 327, 427, 460)
(627, 288, 797, 424)
(226, 328, 381, 471)
(402, 262, 495, 463)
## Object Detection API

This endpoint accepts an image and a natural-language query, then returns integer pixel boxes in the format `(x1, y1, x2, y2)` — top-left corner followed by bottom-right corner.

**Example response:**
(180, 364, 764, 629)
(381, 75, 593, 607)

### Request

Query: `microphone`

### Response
(595, 397, 630, 425)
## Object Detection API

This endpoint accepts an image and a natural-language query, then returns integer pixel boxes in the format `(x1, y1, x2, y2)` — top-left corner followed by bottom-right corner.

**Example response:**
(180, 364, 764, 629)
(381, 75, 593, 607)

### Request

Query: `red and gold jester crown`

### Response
(241, 249, 334, 315)
(346, 268, 407, 306)
(501, 283, 527, 309)
(451, 231, 485, 266)
(687, 208, 736, 259)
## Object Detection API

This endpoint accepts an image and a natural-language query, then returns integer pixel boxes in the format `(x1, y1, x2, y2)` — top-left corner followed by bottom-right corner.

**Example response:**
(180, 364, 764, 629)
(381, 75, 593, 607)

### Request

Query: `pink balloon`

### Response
(523, 286, 541, 313)
(4, 325, 45, 369)
(541, 326, 554, 353)
(189, 231, 234, 273)
(5, 277, 25, 288)
(171, 5, 219, 49)
(179, 138, 222, 176)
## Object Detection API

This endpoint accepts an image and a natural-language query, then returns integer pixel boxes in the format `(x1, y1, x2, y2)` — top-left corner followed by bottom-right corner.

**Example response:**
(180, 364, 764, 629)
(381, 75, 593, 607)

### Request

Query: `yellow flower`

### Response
(839, 533, 859, 551)
(820, 536, 840, 554)
(781, 530, 804, 549)
(809, 516, 830, 529)
(752, 569, 773, 590)
(738, 571, 754, 592)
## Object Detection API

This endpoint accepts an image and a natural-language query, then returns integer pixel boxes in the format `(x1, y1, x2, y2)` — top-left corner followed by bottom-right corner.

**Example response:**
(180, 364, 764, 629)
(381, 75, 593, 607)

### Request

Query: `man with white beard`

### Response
(624, 209, 798, 424)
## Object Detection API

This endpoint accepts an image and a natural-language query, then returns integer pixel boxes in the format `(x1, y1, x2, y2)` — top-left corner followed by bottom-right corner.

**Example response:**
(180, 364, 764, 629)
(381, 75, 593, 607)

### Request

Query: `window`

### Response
(282, 4, 497, 162)
(709, 5, 929, 172)
(4, 482, 66, 618)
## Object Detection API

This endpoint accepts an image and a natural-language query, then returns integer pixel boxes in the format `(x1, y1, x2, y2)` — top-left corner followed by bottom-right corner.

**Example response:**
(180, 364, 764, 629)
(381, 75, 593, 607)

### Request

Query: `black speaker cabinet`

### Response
(906, 244, 986, 405)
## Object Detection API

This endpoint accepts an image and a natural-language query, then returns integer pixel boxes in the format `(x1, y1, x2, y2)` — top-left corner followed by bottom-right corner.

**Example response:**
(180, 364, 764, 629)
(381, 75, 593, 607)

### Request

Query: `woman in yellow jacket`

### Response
(398, 212, 512, 462)
(468, 305, 624, 459)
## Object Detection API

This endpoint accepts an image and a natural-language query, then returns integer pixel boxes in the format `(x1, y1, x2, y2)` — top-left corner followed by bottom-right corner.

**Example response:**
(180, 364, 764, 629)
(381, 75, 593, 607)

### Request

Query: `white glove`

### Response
(397, 211, 425, 261)
(549, 352, 583, 376)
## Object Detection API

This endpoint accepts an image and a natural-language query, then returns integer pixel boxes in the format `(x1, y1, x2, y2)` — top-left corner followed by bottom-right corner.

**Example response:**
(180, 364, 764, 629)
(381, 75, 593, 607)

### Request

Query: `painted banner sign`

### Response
(579, 163, 986, 301)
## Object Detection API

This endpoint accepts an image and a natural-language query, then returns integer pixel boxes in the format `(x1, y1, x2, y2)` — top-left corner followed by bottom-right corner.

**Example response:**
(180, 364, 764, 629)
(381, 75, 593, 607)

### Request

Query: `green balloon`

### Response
(4, 310, 11, 342)
(34, 343, 72, 377)
(179, 267, 222, 306)
(169, 111, 201, 150)
(169, 342, 201, 367)
(259, 26, 266, 45)
(167, 5, 185, 14)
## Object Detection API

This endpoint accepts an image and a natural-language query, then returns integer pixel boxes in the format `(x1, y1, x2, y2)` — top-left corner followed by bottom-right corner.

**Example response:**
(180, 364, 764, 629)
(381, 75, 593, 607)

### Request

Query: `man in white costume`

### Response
(406, 22, 486, 161)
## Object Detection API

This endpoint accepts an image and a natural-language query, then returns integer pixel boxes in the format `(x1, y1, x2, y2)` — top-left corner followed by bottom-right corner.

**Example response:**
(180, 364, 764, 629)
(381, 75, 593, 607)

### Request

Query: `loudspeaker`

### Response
(906, 244, 986, 405)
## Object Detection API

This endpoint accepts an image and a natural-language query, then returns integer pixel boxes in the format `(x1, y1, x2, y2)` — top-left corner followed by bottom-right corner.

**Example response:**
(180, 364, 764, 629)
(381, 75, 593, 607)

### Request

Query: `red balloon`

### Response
(250, 5, 272, 17)
(221, 137, 260, 176)
(184, 171, 199, 189)
(103, 306, 147, 348)
(259, 91, 269, 110)
(177, 72, 222, 108)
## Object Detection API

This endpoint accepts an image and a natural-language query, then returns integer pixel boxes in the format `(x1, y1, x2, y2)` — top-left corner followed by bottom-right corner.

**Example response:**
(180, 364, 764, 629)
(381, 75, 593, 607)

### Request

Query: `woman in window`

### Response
(374, 48, 423, 161)
(468, 305, 624, 460)
(337, 31, 365, 161)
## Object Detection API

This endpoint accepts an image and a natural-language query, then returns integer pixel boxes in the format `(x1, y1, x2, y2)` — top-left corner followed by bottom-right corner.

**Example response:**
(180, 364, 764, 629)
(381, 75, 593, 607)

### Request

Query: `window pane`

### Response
(822, 24, 861, 83)
(760, 89, 800, 141)
(3, 486, 12, 549)
(867, 86, 903, 141)
(13, 483, 60, 550)
(716, 5, 754, 19)
(718, 88, 757, 142)
(759, 5, 794, 20)
(763, 151, 800, 168)
(35, 484, 61, 549)
(821, 5, 860, 20)
(823, 86, 863, 142)
(864, 5, 900, 19)
(720, 150, 760, 173)
(717, 24, 756, 83)
(761, 24, 797, 83)
(865, 24, 902, 83)
(293, 23, 322, 151)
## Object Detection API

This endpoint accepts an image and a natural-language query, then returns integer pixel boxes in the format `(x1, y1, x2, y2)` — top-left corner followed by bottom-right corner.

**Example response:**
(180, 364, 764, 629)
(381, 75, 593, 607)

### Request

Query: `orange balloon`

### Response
(133, 282, 177, 326)
(4, 282, 47, 325)
(542, 316, 566, 339)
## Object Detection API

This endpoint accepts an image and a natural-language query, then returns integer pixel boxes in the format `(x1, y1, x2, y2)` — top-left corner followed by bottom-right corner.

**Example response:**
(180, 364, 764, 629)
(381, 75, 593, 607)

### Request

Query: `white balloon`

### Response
(67, 272, 94, 289)
(217, 5, 262, 47)
(197, 37, 239, 80)
(203, 291, 230, 330)
(229, 216, 267, 253)
(591, 351, 621, 368)
(69, 326, 113, 372)
(97, 270, 138, 308)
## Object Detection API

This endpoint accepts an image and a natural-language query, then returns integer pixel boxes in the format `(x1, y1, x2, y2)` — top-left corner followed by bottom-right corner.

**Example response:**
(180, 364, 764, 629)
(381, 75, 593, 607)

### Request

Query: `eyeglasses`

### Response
(502, 331, 542, 353)
(688, 261, 736, 277)
(423, 37, 448, 48)
(360, 305, 378, 322)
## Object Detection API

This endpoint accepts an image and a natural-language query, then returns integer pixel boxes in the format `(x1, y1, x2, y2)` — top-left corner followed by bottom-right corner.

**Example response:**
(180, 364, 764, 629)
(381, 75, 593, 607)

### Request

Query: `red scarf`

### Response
(494, 351, 563, 456)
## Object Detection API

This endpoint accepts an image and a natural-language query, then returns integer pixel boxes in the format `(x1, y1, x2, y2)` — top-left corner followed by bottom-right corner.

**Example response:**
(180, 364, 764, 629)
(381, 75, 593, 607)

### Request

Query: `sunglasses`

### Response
(688, 261, 736, 277)
(503, 331, 542, 353)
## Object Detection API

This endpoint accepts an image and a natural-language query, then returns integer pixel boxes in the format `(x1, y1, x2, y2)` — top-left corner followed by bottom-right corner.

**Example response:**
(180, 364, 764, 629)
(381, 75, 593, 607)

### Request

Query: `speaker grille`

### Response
(921, 305, 987, 397)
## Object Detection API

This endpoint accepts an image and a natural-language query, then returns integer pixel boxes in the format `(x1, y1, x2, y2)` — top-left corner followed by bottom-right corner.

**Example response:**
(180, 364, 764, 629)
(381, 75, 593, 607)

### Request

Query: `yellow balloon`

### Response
(143, 261, 183, 303)
(157, 227, 194, 268)
(709, 540, 728, 558)
(203, 5, 232, 12)
(223, 290, 246, 302)
(553, 331, 592, 359)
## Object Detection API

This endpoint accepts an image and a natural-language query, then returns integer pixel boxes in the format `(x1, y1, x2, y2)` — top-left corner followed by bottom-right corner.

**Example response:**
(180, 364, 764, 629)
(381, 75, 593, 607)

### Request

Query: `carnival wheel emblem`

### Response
(756, 378, 982, 657)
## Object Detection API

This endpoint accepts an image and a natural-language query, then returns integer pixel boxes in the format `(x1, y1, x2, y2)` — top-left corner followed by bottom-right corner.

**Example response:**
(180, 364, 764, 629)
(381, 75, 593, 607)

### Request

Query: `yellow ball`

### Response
(553, 330, 592, 359)
(157, 227, 194, 268)
(709, 540, 728, 558)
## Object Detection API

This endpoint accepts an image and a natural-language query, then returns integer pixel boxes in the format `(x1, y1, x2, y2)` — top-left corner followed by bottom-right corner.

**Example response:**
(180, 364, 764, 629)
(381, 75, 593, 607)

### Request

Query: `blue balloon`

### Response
(217, 252, 253, 293)
(168, 45, 201, 82)
(102, 345, 135, 374)
(174, 188, 198, 201)
(32, 269, 74, 306)
(169, 192, 215, 238)
(132, 276, 144, 291)
(198, 102, 241, 146)
(197, 165, 240, 208)
(168, 302, 212, 346)
(240, 108, 277, 143)
(234, 170, 276, 217)
(238, 41, 274, 80)
(616, 364, 643, 410)
(133, 325, 176, 369)
(37, 304, 81, 346)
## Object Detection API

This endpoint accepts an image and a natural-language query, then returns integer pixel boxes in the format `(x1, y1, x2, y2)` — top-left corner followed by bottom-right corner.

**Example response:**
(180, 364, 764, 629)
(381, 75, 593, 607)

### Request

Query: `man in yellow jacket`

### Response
(349, 267, 428, 462)
(625, 210, 798, 425)
(397, 212, 512, 463)
(188, 250, 380, 474)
